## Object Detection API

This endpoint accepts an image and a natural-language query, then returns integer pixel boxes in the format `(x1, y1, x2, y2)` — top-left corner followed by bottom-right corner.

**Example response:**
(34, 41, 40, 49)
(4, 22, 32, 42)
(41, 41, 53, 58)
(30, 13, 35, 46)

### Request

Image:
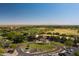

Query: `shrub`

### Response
(74, 50, 79, 56)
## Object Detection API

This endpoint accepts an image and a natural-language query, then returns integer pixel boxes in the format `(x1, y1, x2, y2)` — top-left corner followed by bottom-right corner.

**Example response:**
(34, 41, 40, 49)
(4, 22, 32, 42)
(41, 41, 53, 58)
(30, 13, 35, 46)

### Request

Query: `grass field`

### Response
(24, 43, 57, 53)
(47, 28, 79, 35)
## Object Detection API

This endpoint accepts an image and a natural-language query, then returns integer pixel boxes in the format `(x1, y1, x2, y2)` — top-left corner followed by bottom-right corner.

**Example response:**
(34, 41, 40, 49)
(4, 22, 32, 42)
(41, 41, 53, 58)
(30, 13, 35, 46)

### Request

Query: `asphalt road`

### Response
(16, 47, 32, 56)
(15, 44, 64, 56)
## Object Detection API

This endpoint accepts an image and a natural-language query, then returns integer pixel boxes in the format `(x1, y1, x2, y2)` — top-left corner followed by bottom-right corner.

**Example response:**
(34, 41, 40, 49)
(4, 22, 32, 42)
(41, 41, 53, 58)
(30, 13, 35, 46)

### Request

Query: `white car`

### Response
(61, 50, 66, 53)
(26, 51, 30, 53)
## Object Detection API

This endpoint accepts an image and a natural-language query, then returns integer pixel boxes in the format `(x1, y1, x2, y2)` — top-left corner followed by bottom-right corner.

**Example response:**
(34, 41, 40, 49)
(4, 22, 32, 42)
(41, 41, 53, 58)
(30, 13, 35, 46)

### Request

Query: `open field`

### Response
(47, 28, 78, 35)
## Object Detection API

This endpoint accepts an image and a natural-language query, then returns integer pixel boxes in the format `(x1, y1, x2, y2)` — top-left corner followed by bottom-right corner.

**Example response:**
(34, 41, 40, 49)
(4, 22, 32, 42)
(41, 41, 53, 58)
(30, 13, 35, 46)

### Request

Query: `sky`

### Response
(0, 3, 79, 25)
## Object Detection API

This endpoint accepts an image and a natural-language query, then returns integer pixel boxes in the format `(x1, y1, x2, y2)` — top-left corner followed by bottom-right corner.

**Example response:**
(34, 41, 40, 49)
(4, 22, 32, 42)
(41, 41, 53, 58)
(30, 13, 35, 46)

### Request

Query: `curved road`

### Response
(15, 44, 64, 56)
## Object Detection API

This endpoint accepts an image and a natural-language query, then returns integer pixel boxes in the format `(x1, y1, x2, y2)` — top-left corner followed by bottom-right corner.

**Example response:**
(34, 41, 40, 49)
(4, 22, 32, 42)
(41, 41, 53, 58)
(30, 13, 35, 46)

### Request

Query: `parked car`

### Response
(58, 53, 66, 56)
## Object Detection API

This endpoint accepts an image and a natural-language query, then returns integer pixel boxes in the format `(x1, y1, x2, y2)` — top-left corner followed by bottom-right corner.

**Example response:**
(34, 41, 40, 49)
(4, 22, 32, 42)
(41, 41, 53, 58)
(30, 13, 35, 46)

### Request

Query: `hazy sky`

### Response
(0, 3, 79, 25)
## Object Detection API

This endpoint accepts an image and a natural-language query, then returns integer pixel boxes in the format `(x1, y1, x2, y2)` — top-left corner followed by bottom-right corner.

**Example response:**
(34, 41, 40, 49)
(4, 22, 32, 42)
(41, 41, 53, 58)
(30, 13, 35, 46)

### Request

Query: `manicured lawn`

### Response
(26, 43, 56, 52)
(51, 41, 64, 47)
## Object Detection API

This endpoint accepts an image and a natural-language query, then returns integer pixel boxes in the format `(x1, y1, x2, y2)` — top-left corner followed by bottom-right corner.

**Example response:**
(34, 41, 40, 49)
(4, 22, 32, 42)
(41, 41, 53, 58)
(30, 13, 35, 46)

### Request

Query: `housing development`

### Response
(0, 3, 79, 56)
(0, 25, 79, 56)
